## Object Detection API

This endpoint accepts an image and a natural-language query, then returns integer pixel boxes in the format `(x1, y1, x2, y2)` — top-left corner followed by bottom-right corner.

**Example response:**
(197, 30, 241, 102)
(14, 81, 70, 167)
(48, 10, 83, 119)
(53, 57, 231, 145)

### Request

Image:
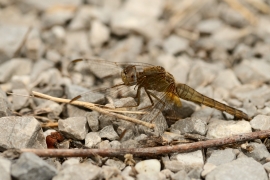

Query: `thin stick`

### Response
(32, 91, 155, 129)
(21, 130, 270, 157)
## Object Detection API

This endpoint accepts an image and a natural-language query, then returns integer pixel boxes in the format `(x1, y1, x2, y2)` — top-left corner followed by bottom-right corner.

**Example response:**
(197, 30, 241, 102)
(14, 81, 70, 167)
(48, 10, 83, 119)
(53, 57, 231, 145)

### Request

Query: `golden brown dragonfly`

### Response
(70, 58, 250, 121)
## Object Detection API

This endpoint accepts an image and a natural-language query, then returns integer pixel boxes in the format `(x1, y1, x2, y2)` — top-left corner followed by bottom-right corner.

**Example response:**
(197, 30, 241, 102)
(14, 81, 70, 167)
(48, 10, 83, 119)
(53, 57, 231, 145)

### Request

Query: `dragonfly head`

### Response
(121, 66, 137, 86)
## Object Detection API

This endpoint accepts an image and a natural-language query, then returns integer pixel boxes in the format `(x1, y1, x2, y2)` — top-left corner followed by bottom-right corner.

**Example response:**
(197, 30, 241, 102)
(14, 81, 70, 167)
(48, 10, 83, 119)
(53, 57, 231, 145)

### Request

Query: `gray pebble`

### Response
(99, 125, 119, 140)
(206, 148, 236, 166)
(0, 116, 46, 149)
(0, 157, 11, 180)
(53, 163, 103, 180)
(205, 157, 268, 180)
(0, 25, 29, 63)
(250, 115, 270, 130)
(11, 152, 57, 180)
(58, 117, 89, 140)
(85, 132, 101, 148)
(206, 119, 251, 139)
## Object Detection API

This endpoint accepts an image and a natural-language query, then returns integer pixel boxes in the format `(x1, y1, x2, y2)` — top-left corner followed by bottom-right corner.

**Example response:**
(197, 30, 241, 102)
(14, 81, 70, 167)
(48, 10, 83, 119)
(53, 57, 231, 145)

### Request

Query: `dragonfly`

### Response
(69, 58, 251, 122)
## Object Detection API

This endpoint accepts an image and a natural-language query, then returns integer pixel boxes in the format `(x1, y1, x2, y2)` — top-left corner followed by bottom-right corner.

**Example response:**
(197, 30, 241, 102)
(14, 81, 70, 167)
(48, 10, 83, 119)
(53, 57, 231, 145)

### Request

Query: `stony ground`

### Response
(1, 0, 270, 179)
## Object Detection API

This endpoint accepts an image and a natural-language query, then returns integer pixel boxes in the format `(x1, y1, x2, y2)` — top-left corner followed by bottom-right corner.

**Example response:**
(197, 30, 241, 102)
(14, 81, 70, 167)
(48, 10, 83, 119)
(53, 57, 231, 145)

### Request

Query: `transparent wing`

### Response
(69, 57, 154, 79)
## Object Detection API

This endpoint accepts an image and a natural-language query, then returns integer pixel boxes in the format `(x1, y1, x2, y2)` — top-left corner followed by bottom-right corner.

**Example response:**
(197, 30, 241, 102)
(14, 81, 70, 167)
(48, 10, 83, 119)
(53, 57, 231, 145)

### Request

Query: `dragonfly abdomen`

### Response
(176, 83, 250, 121)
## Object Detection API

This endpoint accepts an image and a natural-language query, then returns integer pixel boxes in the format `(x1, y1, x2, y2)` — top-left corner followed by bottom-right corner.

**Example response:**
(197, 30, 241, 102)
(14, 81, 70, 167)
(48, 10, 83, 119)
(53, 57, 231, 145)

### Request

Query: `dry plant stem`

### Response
(31, 91, 155, 129)
(245, 0, 270, 14)
(21, 130, 270, 157)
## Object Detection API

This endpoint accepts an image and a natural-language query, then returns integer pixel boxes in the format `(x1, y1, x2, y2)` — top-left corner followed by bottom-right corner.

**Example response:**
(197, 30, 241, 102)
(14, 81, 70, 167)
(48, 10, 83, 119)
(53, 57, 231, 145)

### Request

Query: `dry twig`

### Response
(21, 130, 270, 157)
(32, 91, 155, 129)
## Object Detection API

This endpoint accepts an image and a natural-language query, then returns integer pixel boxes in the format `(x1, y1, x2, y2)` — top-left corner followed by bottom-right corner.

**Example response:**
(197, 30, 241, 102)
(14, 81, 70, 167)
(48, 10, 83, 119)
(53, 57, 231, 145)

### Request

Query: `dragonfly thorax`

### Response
(121, 65, 138, 86)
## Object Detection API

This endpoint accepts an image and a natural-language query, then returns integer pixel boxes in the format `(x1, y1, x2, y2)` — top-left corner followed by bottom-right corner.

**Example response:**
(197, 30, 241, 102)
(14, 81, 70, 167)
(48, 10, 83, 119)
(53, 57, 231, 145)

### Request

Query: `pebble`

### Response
(0, 24, 29, 63)
(12, 88, 29, 110)
(206, 119, 252, 139)
(65, 84, 105, 104)
(24, 28, 44, 61)
(212, 69, 240, 90)
(206, 148, 236, 166)
(197, 19, 223, 34)
(0, 157, 11, 180)
(58, 117, 89, 140)
(105, 159, 126, 170)
(176, 150, 204, 172)
(0, 58, 32, 83)
(0, 116, 46, 149)
(86, 111, 99, 132)
(99, 125, 119, 140)
(170, 117, 207, 135)
(11, 152, 57, 180)
(250, 115, 270, 131)
(89, 20, 110, 47)
(163, 35, 189, 55)
(243, 142, 270, 162)
(53, 163, 103, 180)
(234, 59, 270, 84)
(205, 157, 268, 180)
(0, 87, 12, 117)
(84, 132, 101, 148)
(135, 159, 161, 174)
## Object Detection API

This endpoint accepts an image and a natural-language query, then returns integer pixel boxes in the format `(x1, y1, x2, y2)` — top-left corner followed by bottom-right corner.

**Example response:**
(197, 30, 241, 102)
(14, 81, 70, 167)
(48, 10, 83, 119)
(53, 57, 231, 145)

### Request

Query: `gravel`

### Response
(1, 0, 270, 179)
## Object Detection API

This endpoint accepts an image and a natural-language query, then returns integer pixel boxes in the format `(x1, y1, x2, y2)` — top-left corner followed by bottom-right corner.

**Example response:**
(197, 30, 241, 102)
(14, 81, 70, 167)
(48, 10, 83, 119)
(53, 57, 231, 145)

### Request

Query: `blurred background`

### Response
(1, 0, 270, 117)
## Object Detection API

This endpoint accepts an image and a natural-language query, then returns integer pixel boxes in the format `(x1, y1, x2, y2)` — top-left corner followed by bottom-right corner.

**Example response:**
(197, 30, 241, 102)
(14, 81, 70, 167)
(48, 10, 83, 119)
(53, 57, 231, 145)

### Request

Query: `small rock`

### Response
(0, 87, 12, 117)
(12, 88, 29, 110)
(58, 117, 89, 140)
(196, 19, 223, 34)
(207, 148, 236, 166)
(105, 159, 125, 170)
(65, 104, 89, 117)
(99, 125, 119, 140)
(250, 115, 270, 131)
(98, 140, 111, 149)
(11, 152, 57, 180)
(68, 5, 92, 30)
(110, 140, 121, 149)
(53, 163, 103, 180)
(102, 35, 143, 63)
(0, 116, 46, 150)
(0, 58, 32, 83)
(24, 28, 44, 61)
(160, 169, 173, 180)
(30, 59, 54, 81)
(41, 5, 76, 28)
(176, 150, 204, 172)
(187, 167, 203, 179)
(171, 170, 190, 180)
(170, 117, 207, 135)
(85, 132, 101, 148)
(65, 84, 105, 104)
(205, 157, 268, 180)
(89, 20, 110, 47)
(234, 59, 270, 84)
(263, 162, 270, 173)
(135, 159, 161, 174)
(163, 35, 189, 55)
(0, 157, 11, 180)
(110, 0, 164, 39)
(64, 31, 92, 58)
(86, 111, 99, 132)
(102, 166, 122, 180)
(220, 5, 248, 28)
(187, 60, 223, 88)
(201, 163, 216, 177)
(0, 24, 29, 63)
(212, 69, 240, 90)
(244, 142, 270, 162)
(11, 75, 31, 89)
(61, 158, 80, 168)
(207, 119, 252, 139)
